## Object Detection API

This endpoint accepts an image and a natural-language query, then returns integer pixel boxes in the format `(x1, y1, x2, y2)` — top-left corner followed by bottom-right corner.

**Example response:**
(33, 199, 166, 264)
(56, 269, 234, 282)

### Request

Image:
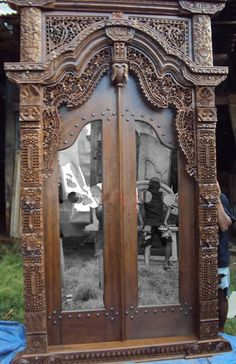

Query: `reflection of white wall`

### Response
(136, 122, 171, 184)
(59, 124, 91, 185)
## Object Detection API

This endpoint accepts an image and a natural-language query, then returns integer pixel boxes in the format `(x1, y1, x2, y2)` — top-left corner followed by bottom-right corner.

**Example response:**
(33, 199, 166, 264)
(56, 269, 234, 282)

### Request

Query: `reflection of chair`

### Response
(136, 180, 178, 266)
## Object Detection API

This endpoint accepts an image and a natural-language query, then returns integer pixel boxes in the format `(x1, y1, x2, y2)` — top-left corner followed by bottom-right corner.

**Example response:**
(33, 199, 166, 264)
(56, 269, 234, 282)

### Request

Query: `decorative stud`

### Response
(70, 132, 74, 136)
(150, 118, 154, 121)
(87, 313, 90, 318)
(101, 112, 105, 116)
(162, 133, 166, 137)
(130, 306, 134, 310)
(130, 315, 134, 319)
(82, 117, 86, 120)
(64, 140, 68, 144)
(131, 113, 135, 117)
(110, 307, 114, 311)
(105, 312, 109, 316)
(171, 308, 175, 312)
(75, 123, 79, 127)
(107, 107, 111, 111)
(112, 112, 116, 116)
(126, 118, 130, 122)
(96, 313, 100, 317)
(162, 309, 166, 313)
(153, 309, 157, 313)
(48, 316, 51, 320)
(68, 314, 72, 318)
(157, 124, 160, 128)
(125, 311, 128, 315)
(126, 108, 129, 112)
(53, 311, 56, 314)
(144, 309, 148, 314)
(91, 113, 95, 117)
(135, 310, 138, 314)
(111, 317, 114, 321)
(107, 117, 111, 121)
(141, 114, 144, 117)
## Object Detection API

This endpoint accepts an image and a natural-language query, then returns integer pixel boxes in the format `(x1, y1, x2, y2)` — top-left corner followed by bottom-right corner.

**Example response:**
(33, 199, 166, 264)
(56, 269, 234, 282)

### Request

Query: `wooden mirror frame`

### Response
(5, 0, 231, 362)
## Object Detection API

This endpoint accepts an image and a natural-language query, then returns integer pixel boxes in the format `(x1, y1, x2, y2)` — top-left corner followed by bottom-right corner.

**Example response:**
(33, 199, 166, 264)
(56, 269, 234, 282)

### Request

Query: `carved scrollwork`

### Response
(130, 17, 189, 55)
(43, 48, 111, 176)
(127, 46, 196, 177)
(46, 16, 107, 54)
(179, 1, 226, 15)
(106, 26, 135, 42)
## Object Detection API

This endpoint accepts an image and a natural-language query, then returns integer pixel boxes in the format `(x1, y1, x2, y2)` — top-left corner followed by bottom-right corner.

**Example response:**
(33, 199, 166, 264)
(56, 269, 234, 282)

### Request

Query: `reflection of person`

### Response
(217, 183, 235, 331)
(142, 177, 173, 270)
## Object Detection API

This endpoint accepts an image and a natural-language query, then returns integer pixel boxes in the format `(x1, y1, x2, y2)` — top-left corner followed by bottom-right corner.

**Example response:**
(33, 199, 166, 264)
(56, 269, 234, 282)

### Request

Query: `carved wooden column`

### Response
(186, 1, 225, 339)
(18, 5, 47, 354)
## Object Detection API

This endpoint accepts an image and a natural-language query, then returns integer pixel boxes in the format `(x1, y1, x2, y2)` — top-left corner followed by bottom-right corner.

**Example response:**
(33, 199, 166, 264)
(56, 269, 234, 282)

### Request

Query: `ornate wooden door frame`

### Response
(5, 0, 231, 362)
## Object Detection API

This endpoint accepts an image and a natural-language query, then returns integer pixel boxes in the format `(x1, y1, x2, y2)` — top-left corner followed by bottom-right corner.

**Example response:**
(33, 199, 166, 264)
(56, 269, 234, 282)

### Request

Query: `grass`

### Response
(0, 236, 235, 336)
(0, 239, 24, 322)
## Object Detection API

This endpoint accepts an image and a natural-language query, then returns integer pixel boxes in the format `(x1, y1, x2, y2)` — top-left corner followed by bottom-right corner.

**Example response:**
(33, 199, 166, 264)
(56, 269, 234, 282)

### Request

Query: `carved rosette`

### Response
(193, 15, 213, 66)
(21, 7, 42, 62)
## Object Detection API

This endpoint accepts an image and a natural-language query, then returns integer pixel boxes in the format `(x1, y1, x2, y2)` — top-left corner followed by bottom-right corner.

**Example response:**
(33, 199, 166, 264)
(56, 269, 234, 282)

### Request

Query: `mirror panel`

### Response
(59, 120, 104, 311)
(135, 120, 179, 306)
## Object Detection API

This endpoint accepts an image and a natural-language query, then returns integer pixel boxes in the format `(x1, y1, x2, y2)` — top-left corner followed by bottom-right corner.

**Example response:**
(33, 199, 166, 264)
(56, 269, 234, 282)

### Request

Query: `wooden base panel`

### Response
(13, 336, 231, 363)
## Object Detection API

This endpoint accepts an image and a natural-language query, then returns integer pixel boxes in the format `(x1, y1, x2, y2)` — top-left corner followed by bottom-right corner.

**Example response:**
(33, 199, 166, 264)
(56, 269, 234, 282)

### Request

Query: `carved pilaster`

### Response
(19, 82, 47, 353)
(196, 84, 219, 339)
(21, 7, 42, 62)
(193, 15, 213, 66)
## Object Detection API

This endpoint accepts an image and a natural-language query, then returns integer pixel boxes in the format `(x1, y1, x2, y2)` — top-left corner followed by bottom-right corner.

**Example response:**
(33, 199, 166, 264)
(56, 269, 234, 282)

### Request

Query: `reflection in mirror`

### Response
(136, 120, 179, 306)
(59, 121, 104, 310)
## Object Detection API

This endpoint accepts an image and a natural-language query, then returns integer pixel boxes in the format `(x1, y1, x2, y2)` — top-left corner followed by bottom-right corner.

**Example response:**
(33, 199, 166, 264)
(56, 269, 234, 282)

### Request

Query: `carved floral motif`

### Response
(46, 16, 107, 54)
(21, 127, 41, 186)
(21, 7, 41, 62)
(197, 129, 216, 183)
(130, 17, 189, 55)
(127, 46, 195, 177)
(193, 15, 213, 66)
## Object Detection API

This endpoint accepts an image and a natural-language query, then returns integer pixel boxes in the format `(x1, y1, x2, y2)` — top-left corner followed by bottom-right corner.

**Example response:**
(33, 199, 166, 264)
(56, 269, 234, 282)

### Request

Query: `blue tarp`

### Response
(139, 333, 236, 364)
(0, 321, 26, 364)
(0, 322, 235, 364)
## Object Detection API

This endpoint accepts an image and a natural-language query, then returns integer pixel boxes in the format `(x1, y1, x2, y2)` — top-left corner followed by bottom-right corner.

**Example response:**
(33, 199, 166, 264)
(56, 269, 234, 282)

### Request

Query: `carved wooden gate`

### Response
(5, 0, 231, 363)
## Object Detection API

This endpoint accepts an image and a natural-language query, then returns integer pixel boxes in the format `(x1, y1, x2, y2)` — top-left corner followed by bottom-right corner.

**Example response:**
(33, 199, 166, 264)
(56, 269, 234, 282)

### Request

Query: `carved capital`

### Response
(21, 7, 42, 62)
(179, 1, 226, 15)
(193, 15, 213, 66)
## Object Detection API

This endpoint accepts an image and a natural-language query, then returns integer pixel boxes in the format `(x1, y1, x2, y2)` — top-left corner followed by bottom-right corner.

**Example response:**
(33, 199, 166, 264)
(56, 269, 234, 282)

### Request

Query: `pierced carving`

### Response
(46, 16, 107, 54)
(193, 15, 213, 66)
(199, 205, 217, 226)
(130, 17, 189, 55)
(127, 46, 196, 177)
(199, 183, 219, 203)
(180, 1, 226, 15)
(199, 249, 218, 300)
(21, 8, 41, 63)
(198, 129, 216, 183)
(43, 48, 111, 176)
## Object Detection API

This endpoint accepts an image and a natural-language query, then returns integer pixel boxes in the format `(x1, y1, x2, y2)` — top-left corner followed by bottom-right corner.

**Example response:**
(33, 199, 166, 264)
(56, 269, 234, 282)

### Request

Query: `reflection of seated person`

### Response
(141, 177, 173, 270)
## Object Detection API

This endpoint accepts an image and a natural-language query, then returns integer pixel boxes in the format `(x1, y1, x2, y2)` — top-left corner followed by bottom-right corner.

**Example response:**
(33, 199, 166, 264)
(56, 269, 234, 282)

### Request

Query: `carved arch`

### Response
(43, 24, 196, 178)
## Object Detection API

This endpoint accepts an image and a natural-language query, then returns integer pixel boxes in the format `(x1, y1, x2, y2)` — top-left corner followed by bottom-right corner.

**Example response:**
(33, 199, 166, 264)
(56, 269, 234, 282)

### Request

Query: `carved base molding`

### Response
(13, 337, 231, 363)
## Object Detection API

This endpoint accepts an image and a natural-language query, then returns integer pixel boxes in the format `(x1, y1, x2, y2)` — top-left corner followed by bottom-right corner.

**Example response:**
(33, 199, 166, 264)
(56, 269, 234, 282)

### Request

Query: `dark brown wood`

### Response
(5, 0, 231, 362)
